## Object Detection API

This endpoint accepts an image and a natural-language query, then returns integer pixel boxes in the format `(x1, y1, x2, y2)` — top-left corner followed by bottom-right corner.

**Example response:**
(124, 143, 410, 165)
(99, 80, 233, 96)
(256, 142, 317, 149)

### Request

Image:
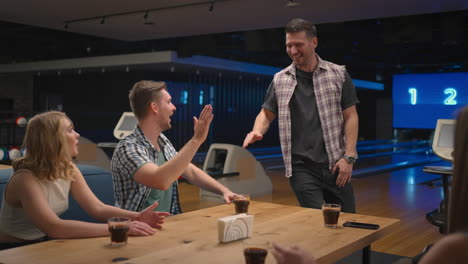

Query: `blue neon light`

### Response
(408, 88, 417, 105)
(181, 90, 188, 104)
(199, 90, 204, 105)
(352, 79, 384, 90)
(443, 88, 457, 105)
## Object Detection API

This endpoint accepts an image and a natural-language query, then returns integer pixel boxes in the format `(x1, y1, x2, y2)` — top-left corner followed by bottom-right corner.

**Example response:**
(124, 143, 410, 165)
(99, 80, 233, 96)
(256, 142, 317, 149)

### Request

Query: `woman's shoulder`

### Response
(438, 232, 468, 246)
(9, 169, 44, 189)
(5, 169, 41, 204)
(420, 233, 468, 264)
(11, 169, 36, 181)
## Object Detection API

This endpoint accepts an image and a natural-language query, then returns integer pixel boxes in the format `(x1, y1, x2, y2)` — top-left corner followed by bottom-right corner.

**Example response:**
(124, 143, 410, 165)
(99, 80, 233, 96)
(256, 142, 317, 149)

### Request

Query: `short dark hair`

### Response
(129, 80, 167, 120)
(285, 18, 317, 38)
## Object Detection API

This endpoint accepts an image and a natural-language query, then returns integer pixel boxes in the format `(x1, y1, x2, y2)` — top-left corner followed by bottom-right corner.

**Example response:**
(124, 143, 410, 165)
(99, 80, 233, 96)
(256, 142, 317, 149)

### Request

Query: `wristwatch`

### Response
(343, 155, 357, 164)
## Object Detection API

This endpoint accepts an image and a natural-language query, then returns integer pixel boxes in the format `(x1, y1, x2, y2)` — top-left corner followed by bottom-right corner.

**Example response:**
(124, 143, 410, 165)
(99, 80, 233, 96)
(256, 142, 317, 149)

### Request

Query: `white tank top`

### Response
(0, 169, 71, 240)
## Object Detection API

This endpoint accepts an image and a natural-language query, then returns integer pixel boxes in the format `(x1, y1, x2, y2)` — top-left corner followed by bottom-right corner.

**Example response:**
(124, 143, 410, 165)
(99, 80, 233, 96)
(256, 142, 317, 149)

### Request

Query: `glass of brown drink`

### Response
(243, 238, 269, 264)
(244, 247, 268, 264)
(233, 194, 251, 214)
(322, 204, 341, 228)
(108, 217, 131, 247)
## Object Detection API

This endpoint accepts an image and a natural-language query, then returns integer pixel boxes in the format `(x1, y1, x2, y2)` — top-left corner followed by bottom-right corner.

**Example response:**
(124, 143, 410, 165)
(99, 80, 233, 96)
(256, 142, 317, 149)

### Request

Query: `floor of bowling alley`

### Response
(179, 159, 446, 258)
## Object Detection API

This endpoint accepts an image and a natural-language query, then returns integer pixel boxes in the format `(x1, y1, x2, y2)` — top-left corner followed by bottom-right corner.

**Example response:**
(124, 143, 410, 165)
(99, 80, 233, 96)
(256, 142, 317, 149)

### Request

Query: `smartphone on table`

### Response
(343, 221, 380, 230)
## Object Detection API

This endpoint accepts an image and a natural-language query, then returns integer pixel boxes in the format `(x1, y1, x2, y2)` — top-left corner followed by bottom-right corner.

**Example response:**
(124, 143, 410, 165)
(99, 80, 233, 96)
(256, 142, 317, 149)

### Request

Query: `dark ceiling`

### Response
(1, 10, 467, 82)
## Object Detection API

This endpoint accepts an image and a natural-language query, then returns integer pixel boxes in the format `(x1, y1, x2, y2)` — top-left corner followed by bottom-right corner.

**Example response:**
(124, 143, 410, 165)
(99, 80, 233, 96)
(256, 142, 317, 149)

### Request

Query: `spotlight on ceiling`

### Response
(209, 1, 214, 12)
(143, 10, 154, 25)
(285, 0, 301, 8)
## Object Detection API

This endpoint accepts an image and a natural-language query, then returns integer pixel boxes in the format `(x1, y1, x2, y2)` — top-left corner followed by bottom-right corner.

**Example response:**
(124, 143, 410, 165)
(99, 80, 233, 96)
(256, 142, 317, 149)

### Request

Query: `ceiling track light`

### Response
(143, 10, 154, 25)
(63, 0, 232, 28)
(285, 0, 301, 8)
(209, 1, 215, 12)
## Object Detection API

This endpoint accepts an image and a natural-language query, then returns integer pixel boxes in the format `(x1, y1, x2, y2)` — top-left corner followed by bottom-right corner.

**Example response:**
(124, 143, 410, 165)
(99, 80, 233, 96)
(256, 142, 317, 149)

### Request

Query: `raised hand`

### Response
(193, 105, 214, 143)
(242, 131, 263, 148)
(137, 201, 171, 229)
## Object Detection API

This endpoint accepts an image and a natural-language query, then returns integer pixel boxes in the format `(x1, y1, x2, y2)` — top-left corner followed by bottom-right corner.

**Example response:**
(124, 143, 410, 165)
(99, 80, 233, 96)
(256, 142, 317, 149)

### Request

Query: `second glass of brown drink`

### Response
(322, 204, 341, 228)
(233, 194, 251, 214)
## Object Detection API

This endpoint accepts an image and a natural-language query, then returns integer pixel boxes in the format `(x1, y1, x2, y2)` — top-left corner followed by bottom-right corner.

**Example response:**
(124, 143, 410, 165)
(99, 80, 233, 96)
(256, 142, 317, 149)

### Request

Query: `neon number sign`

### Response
(443, 88, 457, 105)
(408, 88, 417, 105)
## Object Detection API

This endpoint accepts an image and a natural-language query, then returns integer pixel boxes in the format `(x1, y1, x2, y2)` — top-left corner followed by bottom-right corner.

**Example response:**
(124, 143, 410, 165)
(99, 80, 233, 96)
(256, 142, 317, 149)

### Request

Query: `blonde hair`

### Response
(13, 111, 75, 181)
(129, 81, 167, 120)
(448, 106, 468, 233)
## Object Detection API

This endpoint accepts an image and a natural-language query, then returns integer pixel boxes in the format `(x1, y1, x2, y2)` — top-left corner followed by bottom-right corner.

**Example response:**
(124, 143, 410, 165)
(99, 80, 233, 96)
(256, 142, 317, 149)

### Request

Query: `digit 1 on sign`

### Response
(408, 88, 417, 105)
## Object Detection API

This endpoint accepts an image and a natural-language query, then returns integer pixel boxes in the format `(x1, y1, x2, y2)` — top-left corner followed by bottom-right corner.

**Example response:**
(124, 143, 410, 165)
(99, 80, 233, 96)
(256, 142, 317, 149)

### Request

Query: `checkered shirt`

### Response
(111, 126, 182, 215)
(274, 55, 346, 177)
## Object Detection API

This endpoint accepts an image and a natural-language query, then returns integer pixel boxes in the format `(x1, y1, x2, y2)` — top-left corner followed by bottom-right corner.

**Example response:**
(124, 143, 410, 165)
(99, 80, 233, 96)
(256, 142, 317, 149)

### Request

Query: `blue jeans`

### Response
(289, 163, 356, 213)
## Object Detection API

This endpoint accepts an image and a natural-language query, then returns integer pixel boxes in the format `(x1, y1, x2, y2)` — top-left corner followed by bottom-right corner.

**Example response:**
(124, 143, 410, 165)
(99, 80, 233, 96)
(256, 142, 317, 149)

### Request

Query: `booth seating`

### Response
(0, 164, 115, 223)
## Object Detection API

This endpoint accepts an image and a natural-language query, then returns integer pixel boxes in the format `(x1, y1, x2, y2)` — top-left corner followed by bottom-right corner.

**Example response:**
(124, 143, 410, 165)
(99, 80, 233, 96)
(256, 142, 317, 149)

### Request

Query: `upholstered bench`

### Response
(0, 164, 115, 223)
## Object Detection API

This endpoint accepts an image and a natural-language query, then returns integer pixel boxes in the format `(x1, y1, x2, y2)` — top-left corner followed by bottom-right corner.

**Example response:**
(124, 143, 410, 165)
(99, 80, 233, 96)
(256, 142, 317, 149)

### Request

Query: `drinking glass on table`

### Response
(322, 204, 341, 228)
(233, 194, 251, 214)
(108, 217, 130, 247)
(243, 237, 270, 264)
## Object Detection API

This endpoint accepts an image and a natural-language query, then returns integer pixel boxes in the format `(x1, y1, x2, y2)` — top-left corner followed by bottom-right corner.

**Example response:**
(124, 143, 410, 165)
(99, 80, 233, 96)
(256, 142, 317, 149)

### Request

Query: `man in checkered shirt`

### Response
(112, 81, 237, 215)
(243, 18, 359, 213)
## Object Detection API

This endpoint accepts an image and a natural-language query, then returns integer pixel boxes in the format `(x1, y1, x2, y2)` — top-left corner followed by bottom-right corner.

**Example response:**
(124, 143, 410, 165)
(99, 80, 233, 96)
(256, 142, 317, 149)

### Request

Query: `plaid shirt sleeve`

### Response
(112, 139, 152, 212)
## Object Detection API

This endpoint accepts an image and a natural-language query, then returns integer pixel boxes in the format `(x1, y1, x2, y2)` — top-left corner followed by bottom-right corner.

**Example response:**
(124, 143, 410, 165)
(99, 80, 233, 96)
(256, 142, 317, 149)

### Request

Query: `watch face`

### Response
(344, 156, 356, 164)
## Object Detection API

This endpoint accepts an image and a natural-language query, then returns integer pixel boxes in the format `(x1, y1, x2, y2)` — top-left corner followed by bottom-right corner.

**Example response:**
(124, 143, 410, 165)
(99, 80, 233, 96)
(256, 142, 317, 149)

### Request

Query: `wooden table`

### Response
(0, 201, 399, 264)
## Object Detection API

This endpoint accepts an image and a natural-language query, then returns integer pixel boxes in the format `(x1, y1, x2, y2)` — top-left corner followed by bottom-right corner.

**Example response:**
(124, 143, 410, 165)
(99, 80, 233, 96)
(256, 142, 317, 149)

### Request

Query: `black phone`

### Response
(343, 221, 380, 230)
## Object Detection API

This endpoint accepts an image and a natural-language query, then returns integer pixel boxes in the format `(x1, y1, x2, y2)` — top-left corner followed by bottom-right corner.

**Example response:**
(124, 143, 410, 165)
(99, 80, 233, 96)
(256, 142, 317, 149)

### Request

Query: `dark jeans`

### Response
(289, 163, 356, 213)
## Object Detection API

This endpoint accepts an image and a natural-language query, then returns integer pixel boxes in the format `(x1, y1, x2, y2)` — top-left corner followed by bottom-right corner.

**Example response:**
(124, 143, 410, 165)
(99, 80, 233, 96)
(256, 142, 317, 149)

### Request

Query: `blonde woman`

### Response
(0, 111, 169, 250)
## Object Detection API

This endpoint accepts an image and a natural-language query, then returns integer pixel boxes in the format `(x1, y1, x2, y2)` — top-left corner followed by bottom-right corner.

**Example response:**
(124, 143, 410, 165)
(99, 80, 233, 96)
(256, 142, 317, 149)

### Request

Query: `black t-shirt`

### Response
(262, 68, 359, 168)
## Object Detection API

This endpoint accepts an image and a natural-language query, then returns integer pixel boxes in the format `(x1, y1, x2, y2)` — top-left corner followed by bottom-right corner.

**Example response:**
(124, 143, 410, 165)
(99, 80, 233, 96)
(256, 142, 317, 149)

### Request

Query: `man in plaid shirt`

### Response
(243, 18, 359, 213)
(112, 81, 237, 215)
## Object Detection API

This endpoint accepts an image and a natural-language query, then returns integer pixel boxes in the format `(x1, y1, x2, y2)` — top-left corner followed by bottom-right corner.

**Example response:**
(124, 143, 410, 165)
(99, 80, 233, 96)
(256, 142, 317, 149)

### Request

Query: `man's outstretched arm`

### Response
(242, 108, 276, 148)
